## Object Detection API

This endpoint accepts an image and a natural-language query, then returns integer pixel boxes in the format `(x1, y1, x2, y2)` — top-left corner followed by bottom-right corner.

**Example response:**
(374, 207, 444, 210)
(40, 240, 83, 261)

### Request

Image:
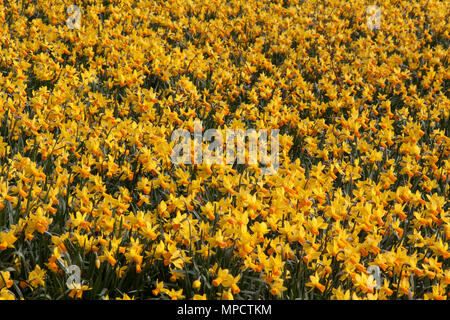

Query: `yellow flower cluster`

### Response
(0, 0, 448, 300)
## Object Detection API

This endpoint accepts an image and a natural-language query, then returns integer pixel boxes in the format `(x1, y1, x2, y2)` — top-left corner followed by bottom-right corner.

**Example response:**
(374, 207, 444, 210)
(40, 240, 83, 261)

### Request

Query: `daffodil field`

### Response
(0, 0, 449, 300)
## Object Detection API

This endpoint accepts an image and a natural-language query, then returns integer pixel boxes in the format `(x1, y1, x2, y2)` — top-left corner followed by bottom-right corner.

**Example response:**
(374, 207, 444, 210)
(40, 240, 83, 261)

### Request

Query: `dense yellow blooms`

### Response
(0, 0, 448, 300)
